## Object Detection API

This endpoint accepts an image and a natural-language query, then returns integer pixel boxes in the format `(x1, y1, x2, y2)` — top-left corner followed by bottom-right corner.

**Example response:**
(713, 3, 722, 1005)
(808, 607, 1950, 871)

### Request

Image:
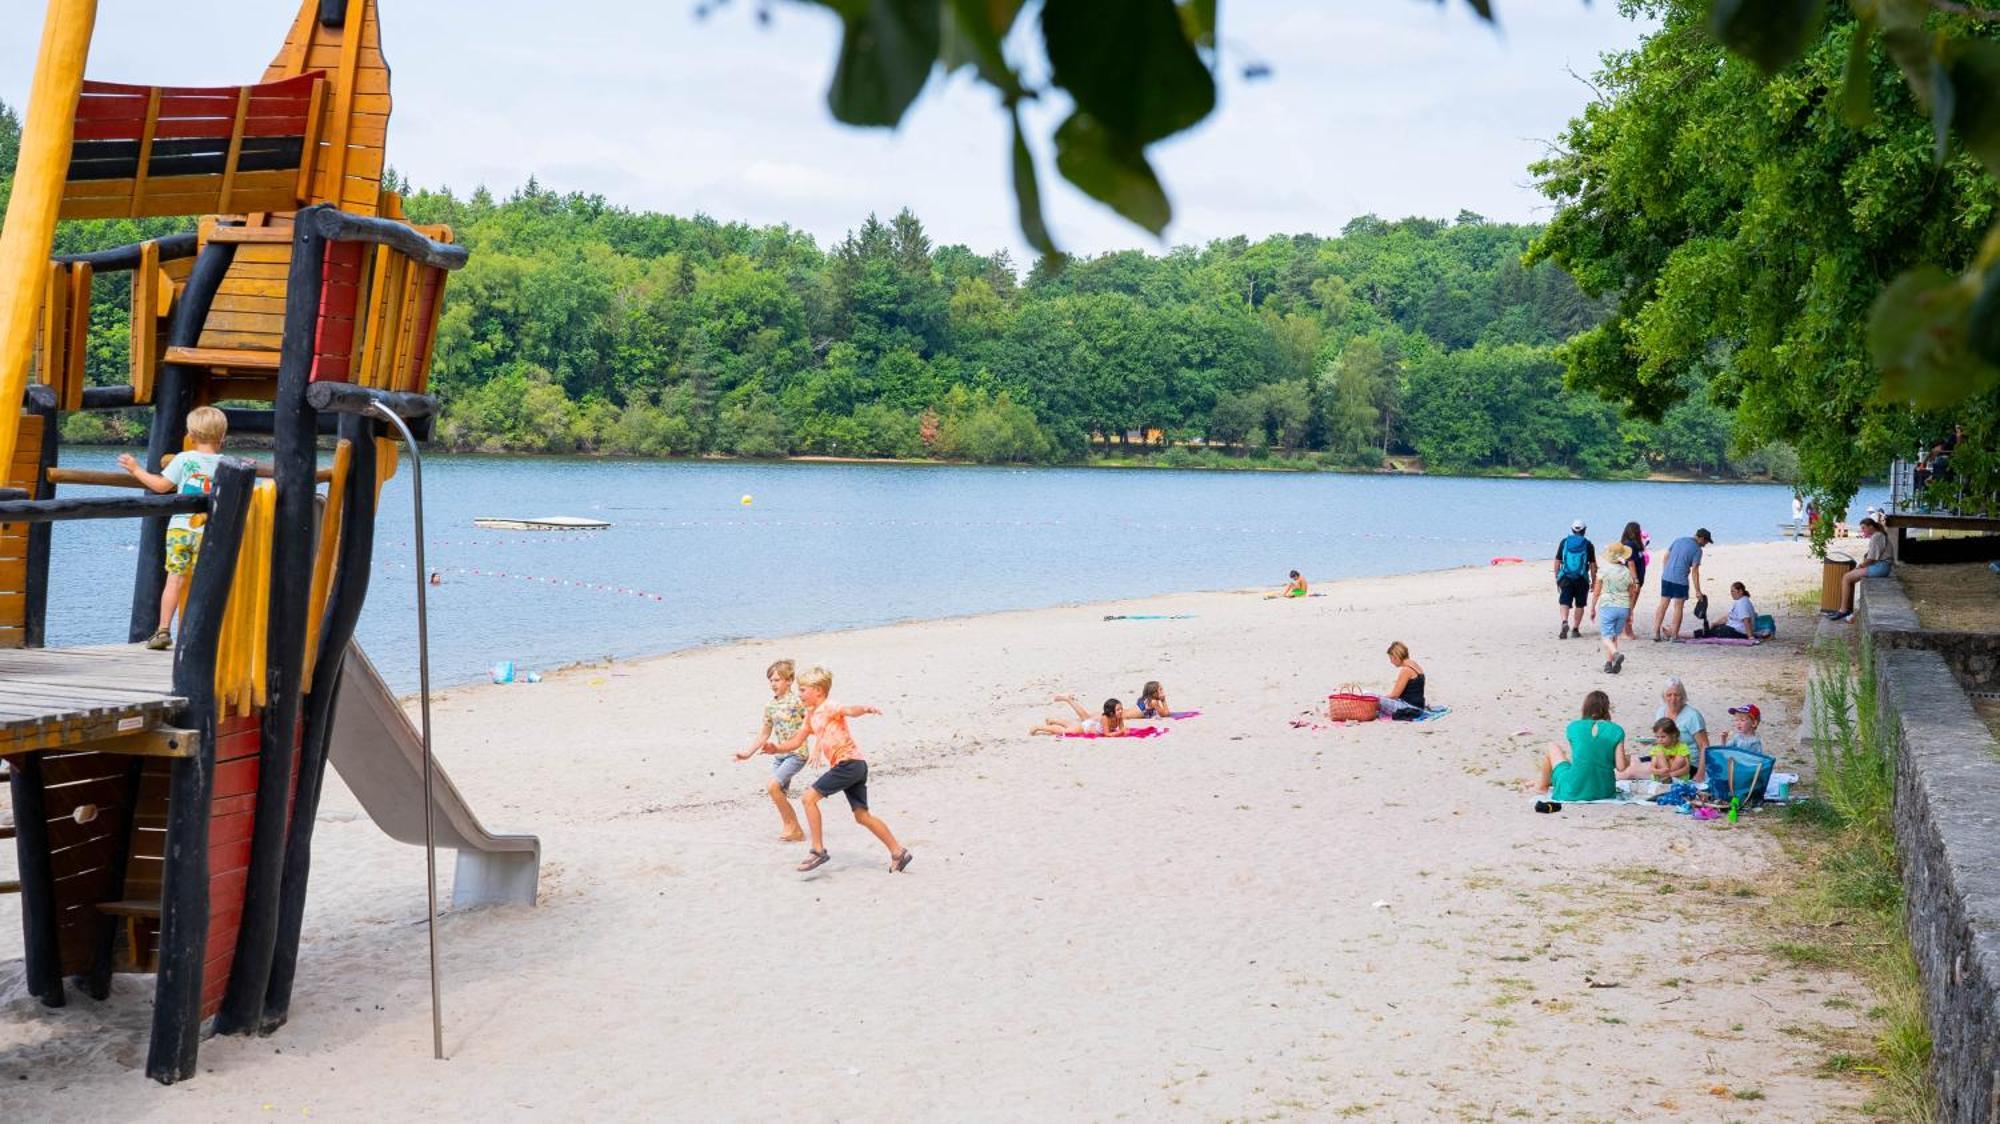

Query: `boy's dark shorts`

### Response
(811, 759, 869, 810)
(1557, 575, 1589, 608)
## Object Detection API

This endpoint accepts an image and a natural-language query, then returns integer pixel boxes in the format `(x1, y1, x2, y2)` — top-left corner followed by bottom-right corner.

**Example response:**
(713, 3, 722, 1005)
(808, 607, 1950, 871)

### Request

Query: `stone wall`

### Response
(1860, 577, 2000, 1123)
(1864, 574, 2000, 691)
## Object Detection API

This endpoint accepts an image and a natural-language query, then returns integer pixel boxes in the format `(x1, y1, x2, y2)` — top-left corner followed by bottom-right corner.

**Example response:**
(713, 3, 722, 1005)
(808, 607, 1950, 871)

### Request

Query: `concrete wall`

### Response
(1865, 575, 2000, 691)
(1860, 577, 2000, 1123)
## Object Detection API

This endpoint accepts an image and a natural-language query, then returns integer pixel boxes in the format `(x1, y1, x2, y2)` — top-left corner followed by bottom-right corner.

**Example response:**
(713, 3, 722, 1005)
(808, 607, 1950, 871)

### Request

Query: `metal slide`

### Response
(329, 642, 540, 909)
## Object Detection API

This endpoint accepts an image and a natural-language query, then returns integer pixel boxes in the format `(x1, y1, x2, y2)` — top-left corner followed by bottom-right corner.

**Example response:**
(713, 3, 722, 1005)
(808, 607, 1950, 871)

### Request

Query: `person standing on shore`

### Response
(1618, 522, 1647, 639)
(785, 666, 913, 874)
(1554, 520, 1596, 640)
(1590, 542, 1634, 674)
(1651, 528, 1710, 642)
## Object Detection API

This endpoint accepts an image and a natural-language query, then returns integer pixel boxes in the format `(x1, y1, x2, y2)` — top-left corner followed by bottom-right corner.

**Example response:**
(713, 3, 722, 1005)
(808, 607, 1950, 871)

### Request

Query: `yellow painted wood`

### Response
(161, 345, 281, 371)
(63, 261, 89, 411)
(216, 85, 253, 213)
(302, 438, 352, 684)
(294, 77, 326, 202)
(204, 225, 293, 247)
(0, 2, 97, 476)
(326, 0, 367, 208)
(131, 240, 158, 402)
(128, 86, 161, 218)
(37, 260, 66, 391)
(67, 726, 197, 760)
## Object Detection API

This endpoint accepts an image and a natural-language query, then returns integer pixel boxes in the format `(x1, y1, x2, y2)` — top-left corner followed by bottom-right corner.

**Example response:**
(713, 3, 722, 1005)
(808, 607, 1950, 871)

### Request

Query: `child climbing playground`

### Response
(118, 406, 227, 650)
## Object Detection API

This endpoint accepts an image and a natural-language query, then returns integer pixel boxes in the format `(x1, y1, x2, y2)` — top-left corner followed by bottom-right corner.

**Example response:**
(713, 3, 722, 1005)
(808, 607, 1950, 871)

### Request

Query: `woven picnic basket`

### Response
(1327, 693, 1379, 722)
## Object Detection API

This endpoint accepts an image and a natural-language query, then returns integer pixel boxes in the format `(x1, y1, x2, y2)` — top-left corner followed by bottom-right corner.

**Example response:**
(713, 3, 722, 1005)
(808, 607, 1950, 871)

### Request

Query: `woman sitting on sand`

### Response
(1534, 690, 1630, 805)
(1375, 642, 1428, 720)
(1135, 681, 1173, 718)
(1031, 694, 1131, 737)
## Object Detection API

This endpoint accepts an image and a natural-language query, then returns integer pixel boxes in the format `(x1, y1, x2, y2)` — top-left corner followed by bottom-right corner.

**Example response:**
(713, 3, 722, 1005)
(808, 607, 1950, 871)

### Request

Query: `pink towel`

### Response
(1680, 637, 1761, 647)
(1063, 726, 1166, 739)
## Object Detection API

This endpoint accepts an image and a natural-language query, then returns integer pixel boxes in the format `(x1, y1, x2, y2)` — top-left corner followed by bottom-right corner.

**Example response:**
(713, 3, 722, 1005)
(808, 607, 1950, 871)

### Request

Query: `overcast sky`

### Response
(2, 1, 1648, 259)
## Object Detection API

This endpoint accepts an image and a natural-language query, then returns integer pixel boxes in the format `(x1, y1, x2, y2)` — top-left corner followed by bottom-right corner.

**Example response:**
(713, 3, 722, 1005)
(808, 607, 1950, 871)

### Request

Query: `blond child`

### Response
(773, 666, 912, 874)
(733, 658, 808, 841)
(1724, 704, 1765, 755)
(119, 406, 228, 649)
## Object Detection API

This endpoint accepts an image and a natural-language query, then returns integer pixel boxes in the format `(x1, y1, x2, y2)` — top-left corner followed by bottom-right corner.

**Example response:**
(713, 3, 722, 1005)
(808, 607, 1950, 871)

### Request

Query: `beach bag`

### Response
(1704, 745, 1775, 804)
(1327, 693, 1379, 722)
(1753, 613, 1776, 639)
(1557, 535, 1590, 580)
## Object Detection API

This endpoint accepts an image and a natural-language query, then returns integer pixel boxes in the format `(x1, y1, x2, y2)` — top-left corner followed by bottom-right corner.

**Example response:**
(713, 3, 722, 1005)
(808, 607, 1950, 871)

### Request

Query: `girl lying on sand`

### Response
(1135, 681, 1172, 718)
(1031, 694, 1132, 737)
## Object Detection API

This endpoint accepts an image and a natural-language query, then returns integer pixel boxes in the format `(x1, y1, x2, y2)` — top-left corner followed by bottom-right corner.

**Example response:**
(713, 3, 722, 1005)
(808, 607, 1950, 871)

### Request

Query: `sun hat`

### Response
(1607, 543, 1632, 563)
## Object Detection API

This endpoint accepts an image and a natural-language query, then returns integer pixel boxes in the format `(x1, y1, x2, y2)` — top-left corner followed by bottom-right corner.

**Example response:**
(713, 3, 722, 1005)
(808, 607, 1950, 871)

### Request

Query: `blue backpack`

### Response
(1557, 535, 1590, 580)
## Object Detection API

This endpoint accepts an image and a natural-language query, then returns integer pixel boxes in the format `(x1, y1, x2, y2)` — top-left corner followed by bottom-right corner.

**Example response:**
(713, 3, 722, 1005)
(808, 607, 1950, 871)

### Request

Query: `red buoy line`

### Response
(375, 559, 669, 603)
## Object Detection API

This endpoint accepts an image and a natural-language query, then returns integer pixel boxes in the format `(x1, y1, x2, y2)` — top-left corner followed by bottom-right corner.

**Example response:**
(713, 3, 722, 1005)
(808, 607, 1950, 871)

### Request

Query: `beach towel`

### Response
(1063, 726, 1165, 739)
(1103, 614, 1196, 621)
(1680, 637, 1761, 647)
(1166, 710, 1201, 719)
(1406, 706, 1451, 722)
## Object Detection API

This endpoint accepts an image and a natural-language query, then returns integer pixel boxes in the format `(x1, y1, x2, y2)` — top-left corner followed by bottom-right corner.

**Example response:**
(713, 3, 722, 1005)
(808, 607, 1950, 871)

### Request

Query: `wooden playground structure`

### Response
(0, 0, 531, 1084)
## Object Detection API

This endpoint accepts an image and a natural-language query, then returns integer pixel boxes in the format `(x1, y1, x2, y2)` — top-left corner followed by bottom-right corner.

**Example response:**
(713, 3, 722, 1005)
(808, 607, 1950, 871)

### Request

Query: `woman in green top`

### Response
(1534, 690, 1630, 802)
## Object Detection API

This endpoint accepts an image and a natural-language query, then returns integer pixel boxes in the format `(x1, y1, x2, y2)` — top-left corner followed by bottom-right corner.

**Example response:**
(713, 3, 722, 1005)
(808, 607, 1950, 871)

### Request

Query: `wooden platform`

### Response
(1882, 512, 2000, 534)
(0, 645, 188, 756)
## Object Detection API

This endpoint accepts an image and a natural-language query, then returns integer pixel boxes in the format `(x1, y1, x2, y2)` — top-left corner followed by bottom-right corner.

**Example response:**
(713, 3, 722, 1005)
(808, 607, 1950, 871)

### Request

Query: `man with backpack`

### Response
(1553, 519, 1596, 639)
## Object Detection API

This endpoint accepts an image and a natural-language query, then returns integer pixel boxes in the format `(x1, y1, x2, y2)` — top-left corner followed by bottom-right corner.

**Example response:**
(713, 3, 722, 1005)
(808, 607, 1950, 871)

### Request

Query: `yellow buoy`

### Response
(741, 494, 753, 506)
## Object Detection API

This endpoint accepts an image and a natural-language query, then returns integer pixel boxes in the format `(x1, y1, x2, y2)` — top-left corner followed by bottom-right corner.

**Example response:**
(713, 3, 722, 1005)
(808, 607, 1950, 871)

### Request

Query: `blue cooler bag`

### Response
(1704, 745, 1776, 804)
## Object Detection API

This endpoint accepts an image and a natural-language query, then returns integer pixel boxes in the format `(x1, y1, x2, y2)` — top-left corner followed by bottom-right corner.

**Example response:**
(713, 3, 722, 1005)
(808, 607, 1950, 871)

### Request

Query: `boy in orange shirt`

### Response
(774, 665, 913, 874)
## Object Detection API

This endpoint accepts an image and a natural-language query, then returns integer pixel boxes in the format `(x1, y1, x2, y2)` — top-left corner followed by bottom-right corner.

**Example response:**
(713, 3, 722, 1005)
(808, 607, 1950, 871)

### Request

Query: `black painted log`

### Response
(262, 416, 377, 1031)
(303, 382, 437, 421)
(0, 493, 205, 523)
(308, 207, 469, 271)
(83, 758, 147, 1000)
(54, 233, 198, 272)
(218, 211, 326, 1034)
(222, 407, 341, 437)
(8, 756, 65, 1007)
(146, 456, 256, 1085)
(132, 239, 237, 642)
(22, 389, 57, 648)
(27, 383, 138, 412)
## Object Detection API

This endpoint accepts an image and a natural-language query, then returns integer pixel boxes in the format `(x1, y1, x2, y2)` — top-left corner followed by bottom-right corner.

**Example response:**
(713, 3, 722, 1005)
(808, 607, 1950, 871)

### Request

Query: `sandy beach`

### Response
(2, 540, 1879, 1120)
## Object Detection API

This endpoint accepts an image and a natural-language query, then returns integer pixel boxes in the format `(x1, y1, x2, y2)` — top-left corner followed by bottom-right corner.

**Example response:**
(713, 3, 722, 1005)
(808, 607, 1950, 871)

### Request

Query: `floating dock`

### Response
(472, 516, 612, 531)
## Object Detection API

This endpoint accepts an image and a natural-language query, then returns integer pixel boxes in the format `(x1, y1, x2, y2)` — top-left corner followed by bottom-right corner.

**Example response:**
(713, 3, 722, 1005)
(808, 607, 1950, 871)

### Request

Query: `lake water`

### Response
(41, 451, 1882, 690)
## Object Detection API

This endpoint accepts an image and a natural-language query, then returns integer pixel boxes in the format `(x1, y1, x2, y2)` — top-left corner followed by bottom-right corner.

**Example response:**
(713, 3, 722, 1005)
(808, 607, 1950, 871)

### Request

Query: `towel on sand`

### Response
(1063, 726, 1165, 739)
(1680, 636, 1761, 647)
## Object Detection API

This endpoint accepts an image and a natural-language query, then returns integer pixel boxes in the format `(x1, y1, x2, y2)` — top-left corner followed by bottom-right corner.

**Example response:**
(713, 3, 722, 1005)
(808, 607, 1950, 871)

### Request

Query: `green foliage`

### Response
(1530, 1, 2000, 515)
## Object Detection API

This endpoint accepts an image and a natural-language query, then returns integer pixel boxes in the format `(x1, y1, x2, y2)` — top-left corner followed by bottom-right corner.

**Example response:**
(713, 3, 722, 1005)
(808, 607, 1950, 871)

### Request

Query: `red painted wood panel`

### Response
(212, 793, 257, 818)
(213, 756, 259, 800)
(210, 810, 255, 847)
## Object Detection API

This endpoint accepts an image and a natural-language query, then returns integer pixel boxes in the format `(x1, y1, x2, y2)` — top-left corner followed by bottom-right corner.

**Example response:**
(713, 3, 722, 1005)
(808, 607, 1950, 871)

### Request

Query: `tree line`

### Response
(1, 97, 1792, 479)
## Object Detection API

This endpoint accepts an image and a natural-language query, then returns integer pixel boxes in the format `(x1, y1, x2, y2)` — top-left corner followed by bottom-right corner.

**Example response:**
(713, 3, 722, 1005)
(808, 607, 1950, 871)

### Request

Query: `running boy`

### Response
(784, 666, 912, 874)
(733, 658, 808, 841)
(119, 406, 228, 649)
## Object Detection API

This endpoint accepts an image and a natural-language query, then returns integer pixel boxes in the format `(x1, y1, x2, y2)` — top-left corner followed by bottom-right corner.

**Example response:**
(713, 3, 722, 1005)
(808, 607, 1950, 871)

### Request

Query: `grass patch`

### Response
(1765, 636, 1936, 1120)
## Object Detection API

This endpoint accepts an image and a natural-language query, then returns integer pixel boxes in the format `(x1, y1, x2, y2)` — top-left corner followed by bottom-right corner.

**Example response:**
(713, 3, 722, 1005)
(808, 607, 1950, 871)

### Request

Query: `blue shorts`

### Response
(1660, 579, 1690, 601)
(1599, 605, 1630, 637)
(1866, 560, 1892, 578)
(771, 753, 806, 793)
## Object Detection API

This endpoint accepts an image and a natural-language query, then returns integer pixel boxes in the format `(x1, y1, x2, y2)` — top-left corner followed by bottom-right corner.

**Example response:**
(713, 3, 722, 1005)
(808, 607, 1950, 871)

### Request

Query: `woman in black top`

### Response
(1380, 641, 1427, 719)
(1620, 521, 1647, 639)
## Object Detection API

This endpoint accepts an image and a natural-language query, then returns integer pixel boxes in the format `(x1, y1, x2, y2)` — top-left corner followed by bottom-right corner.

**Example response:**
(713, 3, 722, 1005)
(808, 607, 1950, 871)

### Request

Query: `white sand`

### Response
(2, 540, 1881, 1119)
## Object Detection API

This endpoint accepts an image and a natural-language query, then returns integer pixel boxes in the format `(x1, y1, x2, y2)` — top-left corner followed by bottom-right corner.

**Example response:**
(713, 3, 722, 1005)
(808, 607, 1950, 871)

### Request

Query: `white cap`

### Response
(1571, 520, 1586, 533)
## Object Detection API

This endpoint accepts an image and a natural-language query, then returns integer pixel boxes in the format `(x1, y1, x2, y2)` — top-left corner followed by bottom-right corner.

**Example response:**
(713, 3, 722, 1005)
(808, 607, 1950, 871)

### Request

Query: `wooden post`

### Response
(7, 753, 65, 1007)
(218, 207, 327, 1033)
(146, 456, 255, 1085)
(130, 239, 236, 642)
(0, 0, 98, 477)
(22, 389, 58, 648)
(262, 414, 375, 1031)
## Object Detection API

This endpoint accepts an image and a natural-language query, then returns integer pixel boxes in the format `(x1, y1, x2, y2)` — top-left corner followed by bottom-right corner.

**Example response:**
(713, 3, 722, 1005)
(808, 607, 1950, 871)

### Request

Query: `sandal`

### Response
(1533, 800, 1563, 814)
(796, 849, 829, 872)
(144, 628, 172, 651)
(1612, 653, 1625, 674)
(890, 848, 914, 873)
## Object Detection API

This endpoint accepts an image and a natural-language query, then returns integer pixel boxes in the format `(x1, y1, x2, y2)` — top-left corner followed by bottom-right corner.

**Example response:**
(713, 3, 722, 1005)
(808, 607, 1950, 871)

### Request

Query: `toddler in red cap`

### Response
(1724, 704, 1764, 756)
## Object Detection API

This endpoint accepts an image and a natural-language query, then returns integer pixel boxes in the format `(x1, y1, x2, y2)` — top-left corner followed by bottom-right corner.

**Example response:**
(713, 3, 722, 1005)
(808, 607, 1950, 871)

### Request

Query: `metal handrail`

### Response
(366, 400, 445, 1063)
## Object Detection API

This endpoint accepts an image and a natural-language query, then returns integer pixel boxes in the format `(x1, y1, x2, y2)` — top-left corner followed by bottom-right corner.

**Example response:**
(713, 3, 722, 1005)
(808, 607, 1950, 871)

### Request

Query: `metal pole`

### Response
(369, 402, 444, 1062)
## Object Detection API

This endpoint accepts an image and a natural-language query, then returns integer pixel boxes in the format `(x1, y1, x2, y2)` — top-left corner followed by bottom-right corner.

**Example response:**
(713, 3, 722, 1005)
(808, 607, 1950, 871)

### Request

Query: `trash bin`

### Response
(1820, 553, 1855, 612)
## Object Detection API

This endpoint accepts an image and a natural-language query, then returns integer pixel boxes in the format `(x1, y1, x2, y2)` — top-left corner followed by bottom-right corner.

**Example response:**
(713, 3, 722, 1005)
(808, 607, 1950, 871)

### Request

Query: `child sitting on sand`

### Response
(1279, 570, 1307, 598)
(775, 666, 912, 874)
(1724, 704, 1765, 755)
(1135, 681, 1172, 718)
(732, 658, 808, 842)
(1030, 694, 1129, 737)
(1619, 717, 1692, 782)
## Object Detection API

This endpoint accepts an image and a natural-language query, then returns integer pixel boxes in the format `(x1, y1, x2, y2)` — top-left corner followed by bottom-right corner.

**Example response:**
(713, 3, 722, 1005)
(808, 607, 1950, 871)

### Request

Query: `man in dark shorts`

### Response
(1652, 528, 1711, 641)
(1553, 519, 1596, 639)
